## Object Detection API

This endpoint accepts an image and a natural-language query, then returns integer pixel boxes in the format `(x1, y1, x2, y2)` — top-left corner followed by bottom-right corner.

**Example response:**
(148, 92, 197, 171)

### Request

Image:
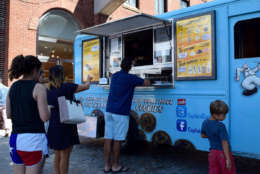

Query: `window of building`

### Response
(37, 9, 80, 82)
(234, 18, 260, 58)
(180, 0, 190, 8)
(124, 0, 139, 8)
(155, 0, 167, 15)
(0, 0, 8, 83)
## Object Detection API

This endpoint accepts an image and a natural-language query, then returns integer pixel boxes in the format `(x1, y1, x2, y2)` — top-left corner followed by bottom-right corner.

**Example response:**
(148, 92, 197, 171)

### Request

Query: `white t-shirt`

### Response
(0, 83, 8, 106)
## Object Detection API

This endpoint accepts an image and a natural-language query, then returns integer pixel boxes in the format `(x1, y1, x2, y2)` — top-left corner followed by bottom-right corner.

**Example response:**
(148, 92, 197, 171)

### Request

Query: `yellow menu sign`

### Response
(82, 39, 100, 82)
(175, 12, 215, 80)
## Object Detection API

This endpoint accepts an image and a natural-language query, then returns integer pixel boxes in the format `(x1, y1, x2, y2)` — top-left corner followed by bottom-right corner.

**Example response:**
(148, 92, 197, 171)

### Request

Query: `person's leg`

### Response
(39, 156, 46, 174)
(25, 160, 44, 174)
(59, 146, 73, 174)
(111, 114, 129, 172)
(54, 150, 61, 174)
(13, 165, 25, 174)
(104, 112, 114, 172)
(112, 140, 121, 169)
(104, 139, 113, 171)
(219, 151, 236, 174)
(208, 150, 220, 174)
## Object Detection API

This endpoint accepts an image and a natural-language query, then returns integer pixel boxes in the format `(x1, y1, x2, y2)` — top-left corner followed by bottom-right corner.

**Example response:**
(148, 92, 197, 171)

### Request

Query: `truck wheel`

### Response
(174, 140, 195, 152)
(151, 131, 172, 150)
(139, 113, 156, 132)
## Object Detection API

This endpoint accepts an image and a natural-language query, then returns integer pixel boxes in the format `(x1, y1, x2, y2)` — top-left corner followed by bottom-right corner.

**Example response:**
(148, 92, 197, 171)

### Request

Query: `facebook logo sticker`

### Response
(176, 119, 187, 132)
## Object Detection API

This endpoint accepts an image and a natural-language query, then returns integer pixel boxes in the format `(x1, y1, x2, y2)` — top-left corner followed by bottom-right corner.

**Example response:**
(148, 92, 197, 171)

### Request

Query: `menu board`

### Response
(110, 37, 122, 70)
(82, 39, 100, 82)
(154, 26, 172, 64)
(174, 11, 216, 80)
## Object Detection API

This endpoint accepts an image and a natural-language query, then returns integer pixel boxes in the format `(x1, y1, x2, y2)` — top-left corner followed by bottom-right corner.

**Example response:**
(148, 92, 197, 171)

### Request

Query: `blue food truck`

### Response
(74, 0, 260, 159)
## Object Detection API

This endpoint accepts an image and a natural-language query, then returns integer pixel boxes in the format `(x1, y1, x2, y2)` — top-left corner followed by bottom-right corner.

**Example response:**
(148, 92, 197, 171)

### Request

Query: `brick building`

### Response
(1, 0, 210, 85)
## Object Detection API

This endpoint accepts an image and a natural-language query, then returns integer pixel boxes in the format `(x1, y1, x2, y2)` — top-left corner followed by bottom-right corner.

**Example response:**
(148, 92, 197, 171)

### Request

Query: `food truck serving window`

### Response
(104, 26, 173, 86)
(80, 14, 173, 87)
(125, 29, 153, 67)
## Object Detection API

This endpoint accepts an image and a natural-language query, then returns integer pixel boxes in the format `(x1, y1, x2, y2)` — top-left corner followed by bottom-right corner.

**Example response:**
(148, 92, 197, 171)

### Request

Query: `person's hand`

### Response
(144, 79, 151, 86)
(226, 159, 232, 171)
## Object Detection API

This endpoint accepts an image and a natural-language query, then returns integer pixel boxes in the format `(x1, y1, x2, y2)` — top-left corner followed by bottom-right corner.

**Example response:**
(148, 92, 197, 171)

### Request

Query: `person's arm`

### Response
(33, 83, 50, 122)
(132, 75, 150, 87)
(143, 79, 151, 86)
(6, 90, 11, 119)
(75, 75, 93, 93)
(222, 140, 232, 170)
(219, 123, 232, 170)
(201, 121, 208, 138)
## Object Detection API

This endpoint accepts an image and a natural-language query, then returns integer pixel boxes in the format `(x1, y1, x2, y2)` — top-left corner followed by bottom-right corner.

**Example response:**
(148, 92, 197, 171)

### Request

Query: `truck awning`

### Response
(78, 13, 171, 37)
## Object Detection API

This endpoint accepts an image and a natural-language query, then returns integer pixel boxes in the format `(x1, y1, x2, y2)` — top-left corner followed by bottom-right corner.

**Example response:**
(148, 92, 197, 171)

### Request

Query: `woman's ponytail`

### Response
(8, 55, 41, 81)
(8, 55, 26, 81)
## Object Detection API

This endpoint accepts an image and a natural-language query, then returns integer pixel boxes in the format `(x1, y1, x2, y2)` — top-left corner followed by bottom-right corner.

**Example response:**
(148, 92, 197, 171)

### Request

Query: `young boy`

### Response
(201, 100, 236, 174)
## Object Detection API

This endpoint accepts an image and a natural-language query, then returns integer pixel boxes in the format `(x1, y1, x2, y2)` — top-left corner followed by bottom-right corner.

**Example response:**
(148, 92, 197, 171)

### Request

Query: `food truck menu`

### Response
(175, 12, 216, 80)
(154, 26, 172, 64)
(82, 39, 100, 82)
(109, 37, 122, 72)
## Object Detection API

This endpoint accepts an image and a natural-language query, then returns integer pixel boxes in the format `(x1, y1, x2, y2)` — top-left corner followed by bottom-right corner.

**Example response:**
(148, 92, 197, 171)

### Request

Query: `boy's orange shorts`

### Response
(209, 149, 236, 174)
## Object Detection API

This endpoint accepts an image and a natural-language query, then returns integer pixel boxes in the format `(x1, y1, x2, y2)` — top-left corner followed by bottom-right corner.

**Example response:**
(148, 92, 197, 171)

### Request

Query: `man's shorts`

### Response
(209, 149, 236, 174)
(9, 133, 48, 166)
(104, 112, 129, 141)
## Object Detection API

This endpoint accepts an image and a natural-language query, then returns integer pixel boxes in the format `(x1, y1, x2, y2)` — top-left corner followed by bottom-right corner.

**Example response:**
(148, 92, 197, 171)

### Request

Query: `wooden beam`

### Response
(99, 0, 126, 15)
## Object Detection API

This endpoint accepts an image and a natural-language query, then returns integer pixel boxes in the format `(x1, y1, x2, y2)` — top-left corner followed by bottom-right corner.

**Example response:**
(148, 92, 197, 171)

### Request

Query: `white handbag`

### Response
(77, 116, 98, 138)
(58, 96, 86, 124)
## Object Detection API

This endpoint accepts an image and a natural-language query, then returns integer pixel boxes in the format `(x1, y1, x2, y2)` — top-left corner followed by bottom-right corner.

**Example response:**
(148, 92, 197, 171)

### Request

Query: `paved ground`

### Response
(1, 136, 260, 174)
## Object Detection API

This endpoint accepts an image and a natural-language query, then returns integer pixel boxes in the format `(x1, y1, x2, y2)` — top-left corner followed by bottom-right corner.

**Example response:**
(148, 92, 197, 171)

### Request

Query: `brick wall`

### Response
(109, 0, 211, 21)
(168, 0, 181, 11)
(7, 0, 108, 85)
(6, 0, 210, 85)
(0, 0, 9, 85)
(190, 0, 208, 6)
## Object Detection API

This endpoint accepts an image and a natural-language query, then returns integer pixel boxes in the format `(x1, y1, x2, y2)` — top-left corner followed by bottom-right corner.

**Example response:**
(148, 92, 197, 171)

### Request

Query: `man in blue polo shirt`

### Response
(104, 57, 150, 173)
